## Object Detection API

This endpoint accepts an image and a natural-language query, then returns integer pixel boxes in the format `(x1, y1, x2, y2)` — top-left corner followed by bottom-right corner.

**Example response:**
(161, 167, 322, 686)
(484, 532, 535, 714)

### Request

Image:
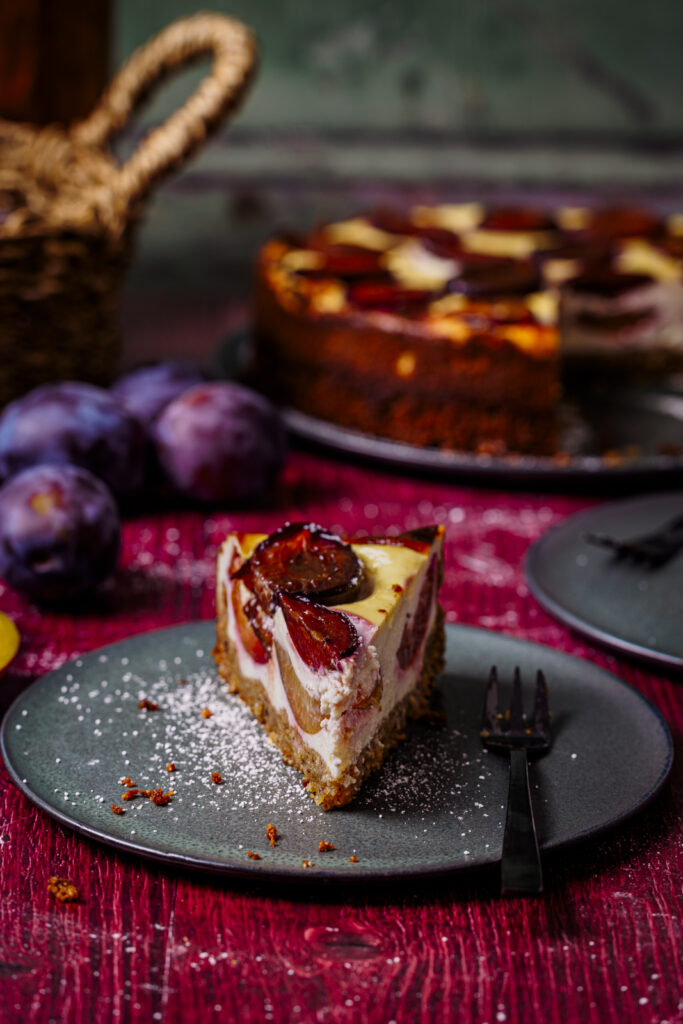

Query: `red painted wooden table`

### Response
(1, 450, 681, 1024)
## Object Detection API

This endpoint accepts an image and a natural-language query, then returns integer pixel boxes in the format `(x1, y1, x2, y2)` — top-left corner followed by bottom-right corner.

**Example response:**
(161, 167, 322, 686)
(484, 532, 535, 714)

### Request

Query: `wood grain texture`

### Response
(0, 450, 681, 1024)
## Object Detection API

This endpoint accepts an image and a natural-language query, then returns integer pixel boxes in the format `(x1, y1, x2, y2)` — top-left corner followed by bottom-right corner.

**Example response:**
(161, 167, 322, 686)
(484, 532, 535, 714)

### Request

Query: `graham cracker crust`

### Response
(213, 598, 445, 810)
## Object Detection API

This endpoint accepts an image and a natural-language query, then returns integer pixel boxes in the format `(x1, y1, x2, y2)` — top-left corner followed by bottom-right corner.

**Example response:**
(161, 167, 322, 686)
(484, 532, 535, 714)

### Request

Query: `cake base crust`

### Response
(213, 606, 445, 810)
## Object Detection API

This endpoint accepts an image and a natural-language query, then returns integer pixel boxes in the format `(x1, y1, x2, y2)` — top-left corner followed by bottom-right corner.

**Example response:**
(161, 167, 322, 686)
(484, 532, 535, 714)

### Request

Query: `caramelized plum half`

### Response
(279, 593, 359, 672)
(234, 523, 363, 610)
(448, 260, 541, 298)
(230, 577, 270, 664)
(366, 209, 465, 254)
(348, 282, 433, 313)
(581, 207, 661, 240)
(299, 244, 387, 279)
(397, 559, 437, 670)
(567, 269, 652, 298)
(275, 642, 323, 734)
(480, 207, 556, 232)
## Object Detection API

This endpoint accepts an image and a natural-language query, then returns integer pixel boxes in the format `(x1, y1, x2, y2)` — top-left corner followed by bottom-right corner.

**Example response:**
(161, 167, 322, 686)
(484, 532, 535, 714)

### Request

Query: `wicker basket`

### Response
(0, 12, 257, 408)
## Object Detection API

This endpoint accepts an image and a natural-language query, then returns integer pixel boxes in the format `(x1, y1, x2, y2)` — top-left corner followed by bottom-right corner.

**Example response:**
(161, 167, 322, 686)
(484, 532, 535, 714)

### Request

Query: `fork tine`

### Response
(532, 670, 551, 738)
(508, 666, 525, 730)
(481, 666, 500, 735)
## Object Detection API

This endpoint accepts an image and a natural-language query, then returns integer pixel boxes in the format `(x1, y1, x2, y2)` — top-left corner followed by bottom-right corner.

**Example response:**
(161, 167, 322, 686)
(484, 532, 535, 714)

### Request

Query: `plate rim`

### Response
(0, 621, 674, 885)
(282, 404, 683, 483)
(525, 493, 683, 673)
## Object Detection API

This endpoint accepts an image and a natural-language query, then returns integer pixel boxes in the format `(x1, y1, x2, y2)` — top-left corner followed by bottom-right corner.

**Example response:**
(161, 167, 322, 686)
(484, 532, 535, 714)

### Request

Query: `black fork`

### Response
(480, 666, 552, 895)
(584, 511, 683, 566)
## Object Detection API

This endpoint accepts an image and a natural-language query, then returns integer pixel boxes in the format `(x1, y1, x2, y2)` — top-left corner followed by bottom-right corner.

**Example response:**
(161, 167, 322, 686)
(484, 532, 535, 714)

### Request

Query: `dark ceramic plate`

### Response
(1, 623, 672, 883)
(214, 332, 683, 484)
(282, 391, 683, 484)
(526, 492, 683, 672)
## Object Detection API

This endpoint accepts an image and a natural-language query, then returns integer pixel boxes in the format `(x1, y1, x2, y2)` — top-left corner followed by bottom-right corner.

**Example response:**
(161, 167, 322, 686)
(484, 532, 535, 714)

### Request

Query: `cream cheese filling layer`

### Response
(217, 536, 440, 778)
(561, 279, 683, 351)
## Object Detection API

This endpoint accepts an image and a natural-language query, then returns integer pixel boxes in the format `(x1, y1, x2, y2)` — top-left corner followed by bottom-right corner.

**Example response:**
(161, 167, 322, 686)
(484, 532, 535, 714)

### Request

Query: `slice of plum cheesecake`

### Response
(213, 522, 445, 809)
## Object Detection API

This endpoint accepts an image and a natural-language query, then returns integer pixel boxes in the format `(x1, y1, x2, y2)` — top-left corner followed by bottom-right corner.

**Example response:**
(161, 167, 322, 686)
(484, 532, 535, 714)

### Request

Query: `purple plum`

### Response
(0, 464, 120, 602)
(152, 382, 286, 504)
(111, 360, 207, 428)
(0, 382, 146, 498)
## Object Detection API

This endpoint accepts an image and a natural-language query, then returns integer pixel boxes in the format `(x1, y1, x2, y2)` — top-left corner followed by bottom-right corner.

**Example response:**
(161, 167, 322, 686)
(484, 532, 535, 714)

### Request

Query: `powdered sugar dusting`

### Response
(8, 622, 514, 877)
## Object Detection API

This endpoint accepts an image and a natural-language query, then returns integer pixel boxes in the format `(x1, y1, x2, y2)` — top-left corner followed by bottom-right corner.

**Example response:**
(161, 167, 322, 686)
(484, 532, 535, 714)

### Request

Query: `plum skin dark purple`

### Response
(111, 360, 207, 428)
(152, 382, 286, 504)
(0, 464, 121, 602)
(0, 381, 146, 498)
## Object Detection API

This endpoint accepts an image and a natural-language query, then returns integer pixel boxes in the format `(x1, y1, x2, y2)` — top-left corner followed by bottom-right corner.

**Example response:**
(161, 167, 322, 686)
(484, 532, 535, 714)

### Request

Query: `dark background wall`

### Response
(116, 1, 683, 180)
(1, 3, 678, 364)
(111, 2, 683, 320)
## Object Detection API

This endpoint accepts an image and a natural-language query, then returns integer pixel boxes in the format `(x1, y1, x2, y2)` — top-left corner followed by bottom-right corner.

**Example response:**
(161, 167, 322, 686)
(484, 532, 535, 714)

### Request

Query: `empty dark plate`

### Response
(526, 491, 683, 671)
(1, 622, 672, 883)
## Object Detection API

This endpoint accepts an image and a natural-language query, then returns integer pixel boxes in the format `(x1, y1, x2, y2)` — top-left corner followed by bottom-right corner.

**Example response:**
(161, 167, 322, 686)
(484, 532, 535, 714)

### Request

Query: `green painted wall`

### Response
(112, 2, 683, 303)
(116, 1, 682, 136)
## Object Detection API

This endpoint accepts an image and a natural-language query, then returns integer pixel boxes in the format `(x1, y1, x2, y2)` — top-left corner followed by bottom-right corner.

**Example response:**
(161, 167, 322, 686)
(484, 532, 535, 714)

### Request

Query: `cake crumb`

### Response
(121, 787, 173, 805)
(178, 678, 187, 686)
(211, 771, 222, 785)
(111, 804, 125, 815)
(392, 584, 403, 594)
(138, 699, 160, 711)
(301, 859, 313, 869)
(47, 876, 79, 902)
(318, 841, 335, 853)
(149, 788, 173, 806)
(166, 763, 176, 773)
(348, 856, 359, 863)
(265, 824, 278, 847)
(120, 776, 135, 787)
(201, 708, 213, 719)
(247, 850, 261, 861)
(301, 779, 309, 787)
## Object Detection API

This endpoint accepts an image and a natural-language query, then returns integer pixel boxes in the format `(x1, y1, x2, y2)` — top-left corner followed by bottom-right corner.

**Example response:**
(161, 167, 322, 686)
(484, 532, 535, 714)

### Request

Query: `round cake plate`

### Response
(214, 331, 683, 485)
(525, 492, 683, 673)
(1, 622, 673, 883)
(282, 395, 683, 484)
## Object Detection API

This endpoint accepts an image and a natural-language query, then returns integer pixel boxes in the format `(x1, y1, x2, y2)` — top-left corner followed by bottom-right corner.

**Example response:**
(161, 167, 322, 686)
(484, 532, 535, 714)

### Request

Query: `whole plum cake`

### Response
(253, 203, 683, 455)
(214, 522, 445, 809)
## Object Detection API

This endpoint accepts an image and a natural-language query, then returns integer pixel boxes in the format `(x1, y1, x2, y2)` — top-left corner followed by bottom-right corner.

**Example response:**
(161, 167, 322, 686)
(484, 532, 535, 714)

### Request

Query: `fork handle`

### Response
(501, 749, 543, 895)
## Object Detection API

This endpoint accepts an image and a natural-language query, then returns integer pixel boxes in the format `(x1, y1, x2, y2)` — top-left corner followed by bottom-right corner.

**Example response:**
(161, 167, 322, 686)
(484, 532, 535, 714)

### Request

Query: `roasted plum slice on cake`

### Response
(397, 559, 438, 670)
(480, 207, 558, 232)
(215, 523, 446, 808)
(232, 522, 364, 611)
(347, 281, 434, 313)
(275, 595, 361, 734)
(292, 243, 388, 279)
(278, 593, 360, 671)
(447, 258, 542, 298)
(230, 575, 270, 665)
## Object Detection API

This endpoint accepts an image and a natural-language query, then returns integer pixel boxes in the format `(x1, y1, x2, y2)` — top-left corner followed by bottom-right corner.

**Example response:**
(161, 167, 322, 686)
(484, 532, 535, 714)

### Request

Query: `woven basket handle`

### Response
(72, 13, 257, 206)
